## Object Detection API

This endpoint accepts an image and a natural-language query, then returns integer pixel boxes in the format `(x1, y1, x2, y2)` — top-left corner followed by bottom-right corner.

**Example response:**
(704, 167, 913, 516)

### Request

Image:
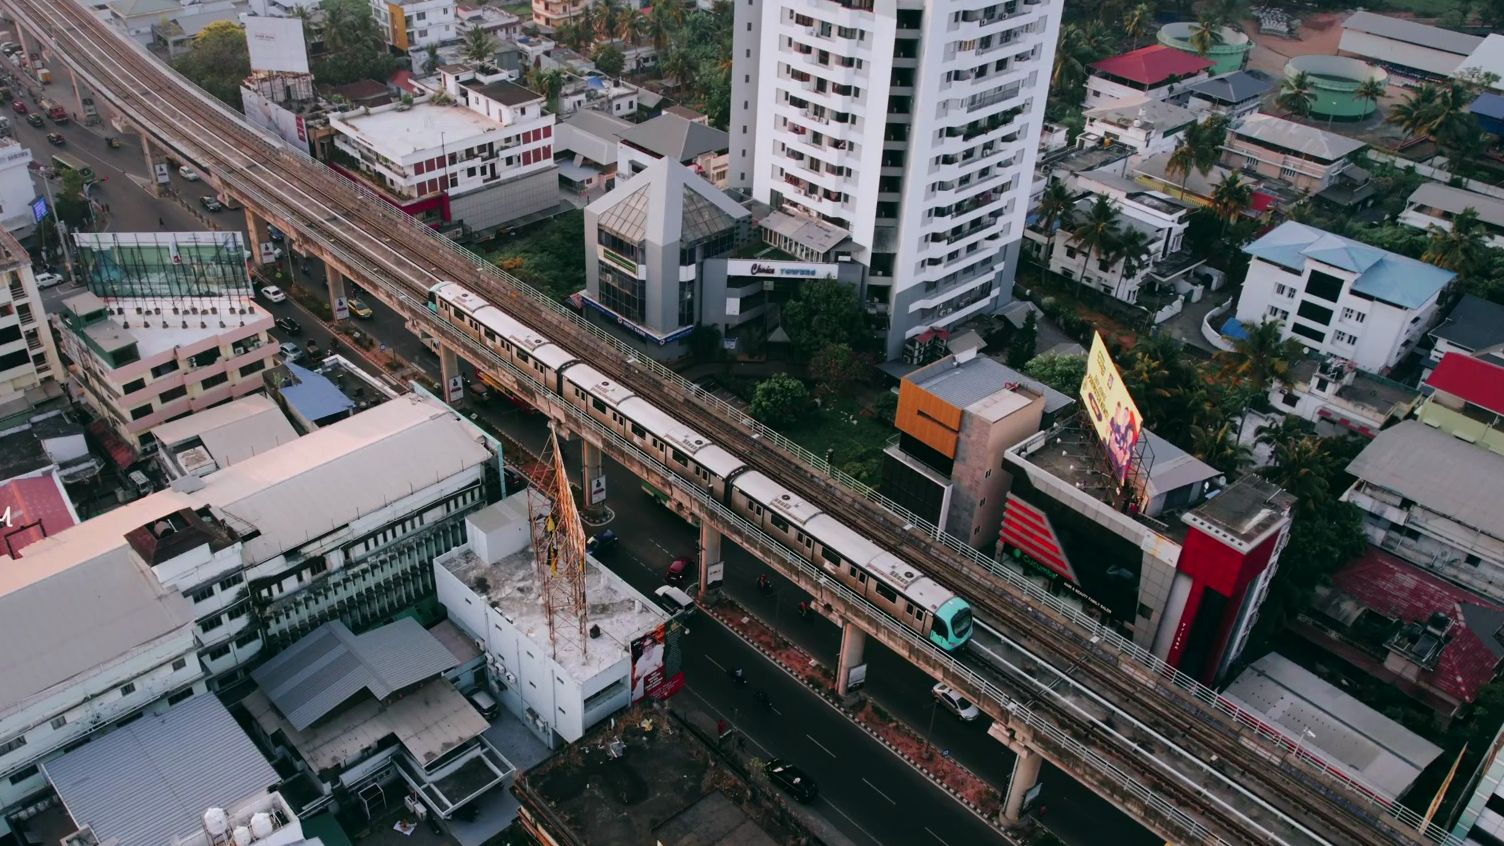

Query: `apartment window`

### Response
(1334, 331, 1356, 345)
(188, 348, 221, 369)
(218, 573, 244, 591)
(0, 735, 25, 756)
(201, 614, 224, 632)
(189, 585, 214, 603)
(50, 715, 66, 730)
(8, 765, 38, 785)
(1274, 284, 1294, 298)
(235, 631, 259, 649)
(159, 385, 188, 402)
(150, 360, 179, 378)
(206, 644, 231, 661)
(200, 372, 228, 390)
(1279, 166, 1298, 180)
(129, 404, 153, 421)
(167, 689, 194, 705)
(1341, 306, 1365, 323)
(1266, 306, 1289, 320)
(1291, 322, 1325, 343)
(172, 657, 188, 671)
(119, 683, 136, 697)
(122, 377, 146, 393)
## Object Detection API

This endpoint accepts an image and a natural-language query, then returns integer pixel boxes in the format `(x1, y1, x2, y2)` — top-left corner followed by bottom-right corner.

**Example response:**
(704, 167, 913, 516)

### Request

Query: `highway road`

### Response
(14, 57, 1153, 846)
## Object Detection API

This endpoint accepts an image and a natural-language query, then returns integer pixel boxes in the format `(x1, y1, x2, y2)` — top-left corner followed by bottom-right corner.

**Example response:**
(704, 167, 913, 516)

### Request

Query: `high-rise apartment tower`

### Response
(729, 0, 1062, 359)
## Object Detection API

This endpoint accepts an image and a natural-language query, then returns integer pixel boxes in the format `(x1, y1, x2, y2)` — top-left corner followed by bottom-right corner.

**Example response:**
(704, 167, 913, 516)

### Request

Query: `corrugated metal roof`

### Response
(43, 695, 278, 846)
(1431, 293, 1504, 352)
(252, 619, 459, 731)
(1343, 11, 1482, 56)
(619, 113, 728, 163)
(1347, 421, 1504, 540)
(1231, 114, 1366, 163)
(1407, 181, 1504, 229)
(0, 547, 193, 718)
(1090, 45, 1213, 86)
(280, 362, 356, 423)
(1426, 352, 1504, 417)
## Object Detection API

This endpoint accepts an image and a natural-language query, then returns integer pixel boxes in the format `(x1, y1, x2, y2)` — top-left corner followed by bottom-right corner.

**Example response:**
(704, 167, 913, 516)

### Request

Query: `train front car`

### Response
(931, 596, 974, 651)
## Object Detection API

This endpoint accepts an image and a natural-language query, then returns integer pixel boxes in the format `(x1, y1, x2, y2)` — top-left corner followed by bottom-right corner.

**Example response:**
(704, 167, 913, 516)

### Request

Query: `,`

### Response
(932, 682, 981, 722)
(277, 342, 302, 361)
(665, 556, 692, 586)
(347, 298, 373, 319)
(259, 285, 286, 303)
(274, 317, 300, 334)
(764, 760, 818, 802)
(24, 113, 40, 127)
(586, 529, 617, 556)
(9, 100, 24, 113)
(178, 165, 199, 181)
(33, 271, 64, 289)
(198, 196, 223, 213)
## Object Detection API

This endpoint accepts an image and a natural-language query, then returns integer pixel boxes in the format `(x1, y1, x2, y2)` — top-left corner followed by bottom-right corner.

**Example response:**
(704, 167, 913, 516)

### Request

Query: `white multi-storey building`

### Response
(330, 67, 557, 233)
(369, 0, 457, 51)
(1236, 222, 1456, 374)
(0, 140, 38, 238)
(0, 228, 61, 414)
(730, 0, 1062, 360)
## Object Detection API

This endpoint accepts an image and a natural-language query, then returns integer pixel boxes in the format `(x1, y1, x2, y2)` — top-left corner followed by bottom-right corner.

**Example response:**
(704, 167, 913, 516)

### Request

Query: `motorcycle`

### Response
(105, 136, 120, 149)
(752, 690, 774, 710)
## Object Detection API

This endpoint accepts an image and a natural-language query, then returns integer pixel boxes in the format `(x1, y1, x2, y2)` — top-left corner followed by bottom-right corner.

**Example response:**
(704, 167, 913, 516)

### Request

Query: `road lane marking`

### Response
(704, 655, 725, 671)
(925, 827, 952, 846)
(769, 704, 782, 716)
(863, 778, 895, 805)
(806, 734, 835, 758)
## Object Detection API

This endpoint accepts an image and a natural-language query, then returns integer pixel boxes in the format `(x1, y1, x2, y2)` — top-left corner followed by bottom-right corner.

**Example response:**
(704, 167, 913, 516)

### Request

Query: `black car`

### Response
(274, 317, 301, 334)
(24, 113, 41, 127)
(764, 760, 818, 802)
(45, 132, 63, 146)
(267, 225, 285, 243)
(199, 196, 223, 213)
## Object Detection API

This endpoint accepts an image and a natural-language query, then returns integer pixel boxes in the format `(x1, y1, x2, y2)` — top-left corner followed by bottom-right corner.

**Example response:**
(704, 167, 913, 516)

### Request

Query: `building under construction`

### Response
(432, 458, 681, 747)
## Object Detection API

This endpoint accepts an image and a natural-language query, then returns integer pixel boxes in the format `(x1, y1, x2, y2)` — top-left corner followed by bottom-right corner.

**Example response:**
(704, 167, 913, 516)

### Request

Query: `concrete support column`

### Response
(698, 522, 722, 597)
(1003, 748, 1044, 824)
(439, 343, 462, 405)
(835, 622, 867, 698)
(245, 208, 266, 263)
(141, 136, 167, 198)
(325, 264, 347, 319)
(581, 440, 606, 517)
(69, 73, 83, 120)
(16, 27, 34, 64)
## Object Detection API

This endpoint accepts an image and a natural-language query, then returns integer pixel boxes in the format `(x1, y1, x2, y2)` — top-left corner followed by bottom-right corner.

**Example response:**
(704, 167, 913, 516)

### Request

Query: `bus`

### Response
(51, 153, 95, 184)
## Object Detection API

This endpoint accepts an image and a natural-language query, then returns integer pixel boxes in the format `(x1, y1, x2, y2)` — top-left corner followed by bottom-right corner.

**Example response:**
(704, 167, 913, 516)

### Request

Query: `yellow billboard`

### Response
(1080, 332, 1142, 482)
(386, 2, 408, 52)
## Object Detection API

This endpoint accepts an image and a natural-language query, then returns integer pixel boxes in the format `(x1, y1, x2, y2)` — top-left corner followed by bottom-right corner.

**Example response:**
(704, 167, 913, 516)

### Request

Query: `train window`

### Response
(771, 515, 789, 532)
(874, 583, 898, 603)
(574, 388, 586, 399)
(905, 602, 914, 615)
(672, 449, 688, 466)
(592, 398, 606, 413)
(484, 329, 496, 341)
(822, 548, 841, 566)
(694, 466, 708, 480)
(652, 438, 663, 449)
(533, 359, 543, 371)
(847, 564, 858, 577)
(518, 351, 531, 364)
(631, 423, 646, 438)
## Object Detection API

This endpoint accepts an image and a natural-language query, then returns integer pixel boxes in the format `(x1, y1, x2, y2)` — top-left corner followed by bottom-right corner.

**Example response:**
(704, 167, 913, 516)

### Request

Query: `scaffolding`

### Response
(526, 427, 590, 660)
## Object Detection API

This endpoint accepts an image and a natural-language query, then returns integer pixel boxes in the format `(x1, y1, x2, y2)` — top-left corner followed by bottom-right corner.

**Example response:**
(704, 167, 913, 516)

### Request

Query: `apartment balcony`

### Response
(8, 281, 24, 301)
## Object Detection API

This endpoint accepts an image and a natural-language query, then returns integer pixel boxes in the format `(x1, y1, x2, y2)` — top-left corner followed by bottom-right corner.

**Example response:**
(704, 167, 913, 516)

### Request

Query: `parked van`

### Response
(127, 470, 152, 498)
(466, 688, 499, 720)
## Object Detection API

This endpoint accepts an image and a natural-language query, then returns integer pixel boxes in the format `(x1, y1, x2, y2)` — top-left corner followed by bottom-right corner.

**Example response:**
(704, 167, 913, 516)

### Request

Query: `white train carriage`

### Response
(427, 281, 578, 394)
(615, 395, 746, 498)
(731, 470, 822, 544)
(562, 363, 637, 430)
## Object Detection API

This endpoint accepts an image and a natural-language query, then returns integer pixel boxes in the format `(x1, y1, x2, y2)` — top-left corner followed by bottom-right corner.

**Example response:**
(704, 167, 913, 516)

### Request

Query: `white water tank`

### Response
(203, 809, 229, 838)
(249, 813, 274, 840)
(232, 826, 252, 846)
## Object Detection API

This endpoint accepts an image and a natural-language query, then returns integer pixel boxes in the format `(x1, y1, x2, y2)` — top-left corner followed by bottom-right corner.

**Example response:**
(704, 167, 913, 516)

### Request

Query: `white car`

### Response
(260, 285, 286, 303)
(33, 271, 64, 288)
(278, 342, 302, 361)
(932, 683, 981, 721)
(178, 165, 200, 181)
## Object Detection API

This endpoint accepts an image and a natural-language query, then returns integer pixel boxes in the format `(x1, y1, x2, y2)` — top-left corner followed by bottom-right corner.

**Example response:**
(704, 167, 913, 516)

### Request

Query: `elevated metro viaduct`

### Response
(3, 3, 1453, 844)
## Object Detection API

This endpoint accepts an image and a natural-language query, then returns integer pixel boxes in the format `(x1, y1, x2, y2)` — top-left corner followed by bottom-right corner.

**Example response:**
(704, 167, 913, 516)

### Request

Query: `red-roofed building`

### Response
(1422, 352, 1504, 442)
(1086, 45, 1214, 108)
(0, 470, 79, 557)
(1297, 547, 1504, 721)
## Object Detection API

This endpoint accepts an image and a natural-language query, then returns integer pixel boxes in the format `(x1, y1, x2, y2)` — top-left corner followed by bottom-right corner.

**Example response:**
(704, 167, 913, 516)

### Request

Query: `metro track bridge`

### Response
(6, 2, 1459, 843)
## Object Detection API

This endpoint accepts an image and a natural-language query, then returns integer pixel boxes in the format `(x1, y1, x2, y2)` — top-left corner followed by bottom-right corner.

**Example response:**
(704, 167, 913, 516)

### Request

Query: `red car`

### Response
(665, 557, 693, 586)
(10, 100, 25, 114)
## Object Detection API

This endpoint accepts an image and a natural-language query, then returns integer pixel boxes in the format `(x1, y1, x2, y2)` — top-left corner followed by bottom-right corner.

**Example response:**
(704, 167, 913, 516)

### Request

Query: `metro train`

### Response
(427, 281, 974, 651)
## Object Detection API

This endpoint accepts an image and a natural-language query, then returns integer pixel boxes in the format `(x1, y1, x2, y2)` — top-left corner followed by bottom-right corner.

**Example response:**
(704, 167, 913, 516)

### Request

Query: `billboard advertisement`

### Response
(245, 17, 309, 75)
(630, 621, 685, 702)
(1080, 332, 1141, 482)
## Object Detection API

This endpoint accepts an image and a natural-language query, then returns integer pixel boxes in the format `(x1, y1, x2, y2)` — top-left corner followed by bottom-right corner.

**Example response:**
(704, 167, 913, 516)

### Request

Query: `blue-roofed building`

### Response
(269, 361, 358, 431)
(1234, 221, 1456, 372)
(1470, 92, 1504, 137)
